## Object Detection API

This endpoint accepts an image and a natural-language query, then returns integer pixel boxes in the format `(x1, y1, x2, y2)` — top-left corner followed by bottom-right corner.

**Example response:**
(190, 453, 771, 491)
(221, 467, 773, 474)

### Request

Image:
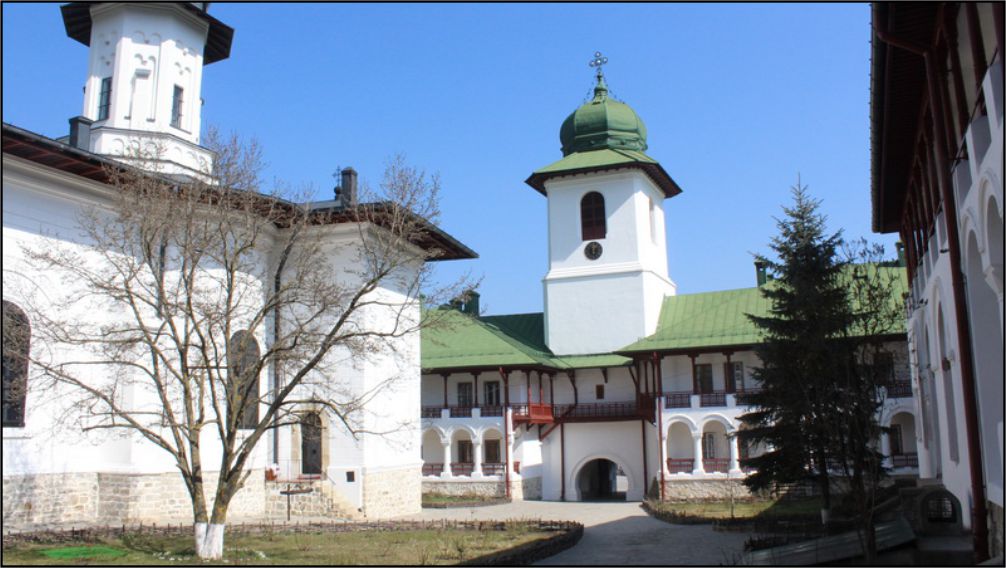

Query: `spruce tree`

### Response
(738, 181, 851, 521)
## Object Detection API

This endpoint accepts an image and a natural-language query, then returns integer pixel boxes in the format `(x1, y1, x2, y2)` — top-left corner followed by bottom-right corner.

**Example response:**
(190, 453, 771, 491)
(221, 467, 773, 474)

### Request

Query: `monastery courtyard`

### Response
(405, 501, 752, 565)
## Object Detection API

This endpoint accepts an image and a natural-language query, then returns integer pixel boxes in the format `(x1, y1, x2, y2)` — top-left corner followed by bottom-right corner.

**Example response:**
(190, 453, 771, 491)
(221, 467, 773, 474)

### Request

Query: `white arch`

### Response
(477, 425, 505, 442)
(664, 414, 698, 436)
(447, 425, 478, 441)
(881, 402, 917, 427)
(422, 426, 449, 445)
(699, 413, 736, 432)
(569, 453, 635, 501)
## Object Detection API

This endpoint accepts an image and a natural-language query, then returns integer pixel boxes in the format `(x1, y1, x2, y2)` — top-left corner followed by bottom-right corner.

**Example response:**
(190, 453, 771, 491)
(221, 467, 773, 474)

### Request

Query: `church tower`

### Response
(526, 55, 684, 355)
(61, 2, 233, 179)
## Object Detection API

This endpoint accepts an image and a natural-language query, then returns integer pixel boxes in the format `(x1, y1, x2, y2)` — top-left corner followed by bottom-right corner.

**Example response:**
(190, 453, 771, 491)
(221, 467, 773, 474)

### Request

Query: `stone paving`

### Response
(403, 500, 754, 566)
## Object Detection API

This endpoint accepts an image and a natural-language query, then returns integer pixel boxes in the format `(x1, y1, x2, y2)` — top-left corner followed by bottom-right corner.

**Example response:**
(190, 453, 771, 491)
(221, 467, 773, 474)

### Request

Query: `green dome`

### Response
(559, 72, 648, 156)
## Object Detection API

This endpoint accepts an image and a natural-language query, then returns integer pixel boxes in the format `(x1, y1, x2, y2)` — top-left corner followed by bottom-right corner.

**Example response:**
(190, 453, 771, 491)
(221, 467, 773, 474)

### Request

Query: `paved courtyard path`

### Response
(402, 501, 752, 565)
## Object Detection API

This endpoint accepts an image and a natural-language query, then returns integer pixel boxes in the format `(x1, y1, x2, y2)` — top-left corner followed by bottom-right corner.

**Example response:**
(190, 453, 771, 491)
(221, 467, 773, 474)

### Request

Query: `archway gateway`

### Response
(577, 458, 627, 501)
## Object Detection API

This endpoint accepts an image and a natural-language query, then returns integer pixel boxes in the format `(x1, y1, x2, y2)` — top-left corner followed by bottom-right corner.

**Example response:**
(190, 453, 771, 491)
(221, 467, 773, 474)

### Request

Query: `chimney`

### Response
(461, 290, 480, 316)
(895, 241, 906, 267)
(335, 167, 358, 207)
(68, 116, 93, 151)
(754, 260, 768, 286)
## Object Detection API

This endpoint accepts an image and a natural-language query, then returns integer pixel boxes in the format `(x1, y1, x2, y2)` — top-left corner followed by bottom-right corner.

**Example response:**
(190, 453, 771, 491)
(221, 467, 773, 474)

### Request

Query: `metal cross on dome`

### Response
(589, 51, 608, 74)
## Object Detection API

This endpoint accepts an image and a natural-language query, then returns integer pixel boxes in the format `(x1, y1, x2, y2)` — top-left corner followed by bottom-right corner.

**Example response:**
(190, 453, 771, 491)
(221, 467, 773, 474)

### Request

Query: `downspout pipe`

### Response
(654, 352, 666, 502)
(500, 367, 511, 501)
(873, 16, 989, 561)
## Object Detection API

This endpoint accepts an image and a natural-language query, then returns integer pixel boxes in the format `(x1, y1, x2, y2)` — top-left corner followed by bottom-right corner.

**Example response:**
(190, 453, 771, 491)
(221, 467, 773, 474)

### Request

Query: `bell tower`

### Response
(61, 2, 233, 179)
(526, 54, 684, 355)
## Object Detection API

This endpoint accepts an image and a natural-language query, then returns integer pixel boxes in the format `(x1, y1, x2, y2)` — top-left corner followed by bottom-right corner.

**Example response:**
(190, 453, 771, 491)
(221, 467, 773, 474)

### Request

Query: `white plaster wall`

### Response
(540, 421, 647, 501)
(542, 170, 675, 355)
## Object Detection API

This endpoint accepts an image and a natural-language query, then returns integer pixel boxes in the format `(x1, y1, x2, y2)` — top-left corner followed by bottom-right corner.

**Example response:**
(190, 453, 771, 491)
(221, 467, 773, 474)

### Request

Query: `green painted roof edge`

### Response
(524, 149, 683, 198)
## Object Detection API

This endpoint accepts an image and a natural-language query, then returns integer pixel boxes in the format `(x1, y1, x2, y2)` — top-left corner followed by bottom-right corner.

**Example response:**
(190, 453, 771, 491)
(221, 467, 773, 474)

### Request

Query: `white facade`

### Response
(903, 57, 1004, 527)
(543, 170, 675, 355)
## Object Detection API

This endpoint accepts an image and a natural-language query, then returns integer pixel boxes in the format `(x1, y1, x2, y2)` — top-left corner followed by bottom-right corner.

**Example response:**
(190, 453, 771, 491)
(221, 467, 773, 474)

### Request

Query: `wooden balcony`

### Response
(551, 401, 648, 422)
(892, 452, 919, 469)
(703, 458, 729, 472)
(667, 458, 693, 473)
(512, 403, 554, 424)
(699, 391, 727, 407)
(885, 381, 913, 398)
(421, 406, 442, 418)
(422, 462, 443, 476)
(664, 392, 692, 409)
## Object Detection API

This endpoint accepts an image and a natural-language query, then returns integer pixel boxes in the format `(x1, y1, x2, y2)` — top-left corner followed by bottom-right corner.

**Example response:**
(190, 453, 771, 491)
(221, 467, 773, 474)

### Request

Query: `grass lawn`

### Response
(1, 525, 556, 565)
(648, 497, 823, 520)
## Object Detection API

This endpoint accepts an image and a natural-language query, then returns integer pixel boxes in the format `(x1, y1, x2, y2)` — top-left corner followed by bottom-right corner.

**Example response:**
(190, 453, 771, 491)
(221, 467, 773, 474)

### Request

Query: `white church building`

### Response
(3, 2, 475, 526)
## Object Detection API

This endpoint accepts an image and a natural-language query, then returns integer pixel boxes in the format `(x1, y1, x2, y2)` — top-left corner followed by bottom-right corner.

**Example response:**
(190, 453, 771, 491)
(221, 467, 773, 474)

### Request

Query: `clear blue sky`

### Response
(2, 2, 897, 316)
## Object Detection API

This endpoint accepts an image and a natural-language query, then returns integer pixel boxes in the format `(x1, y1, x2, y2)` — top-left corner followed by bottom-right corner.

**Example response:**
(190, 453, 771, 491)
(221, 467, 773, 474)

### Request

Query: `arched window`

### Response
(227, 330, 261, 430)
(580, 192, 606, 240)
(2, 300, 30, 428)
(301, 412, 323, 475)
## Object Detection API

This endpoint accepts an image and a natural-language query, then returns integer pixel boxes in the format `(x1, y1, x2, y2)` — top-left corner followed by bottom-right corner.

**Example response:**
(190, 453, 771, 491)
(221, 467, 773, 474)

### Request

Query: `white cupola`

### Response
(61, 2, 233, 179)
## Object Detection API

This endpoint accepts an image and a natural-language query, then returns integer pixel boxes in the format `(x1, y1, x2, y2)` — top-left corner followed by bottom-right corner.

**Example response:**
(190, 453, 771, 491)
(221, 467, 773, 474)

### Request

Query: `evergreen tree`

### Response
(738, 181, 851, 521)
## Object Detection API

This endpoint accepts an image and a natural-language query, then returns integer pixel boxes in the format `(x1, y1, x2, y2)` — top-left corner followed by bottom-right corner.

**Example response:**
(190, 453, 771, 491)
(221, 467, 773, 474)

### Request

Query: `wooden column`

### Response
(538, 372, 544, 404)
(549, 374, 555, 404)
(526, 371, 531, 404)
(689, 354, 699, 394)
(500, 367, 510, 407)
(560, 422, 566, 501)
(442, 373, 449, 408)
(724, 352, 735, 394)
(641, 419, 648, 499)
(473, 372, 479, 407)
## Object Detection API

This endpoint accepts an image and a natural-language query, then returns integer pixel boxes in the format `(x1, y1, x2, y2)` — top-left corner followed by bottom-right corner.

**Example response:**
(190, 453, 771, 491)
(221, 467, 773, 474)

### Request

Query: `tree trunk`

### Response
(194, 522, 225, 559)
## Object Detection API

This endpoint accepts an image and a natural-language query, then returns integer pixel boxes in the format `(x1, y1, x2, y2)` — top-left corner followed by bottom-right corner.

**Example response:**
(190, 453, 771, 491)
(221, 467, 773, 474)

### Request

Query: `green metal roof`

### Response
(559, 71, 648, 156)
(525, 148, 683, 198)
(421, 311, 631, 372)
(619, 265, 908, 355)
(421, 310, 554, 371)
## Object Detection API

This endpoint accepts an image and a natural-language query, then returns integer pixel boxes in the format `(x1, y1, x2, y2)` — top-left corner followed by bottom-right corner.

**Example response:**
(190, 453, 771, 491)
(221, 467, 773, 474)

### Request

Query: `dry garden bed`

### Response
(1, 520, 582, 565)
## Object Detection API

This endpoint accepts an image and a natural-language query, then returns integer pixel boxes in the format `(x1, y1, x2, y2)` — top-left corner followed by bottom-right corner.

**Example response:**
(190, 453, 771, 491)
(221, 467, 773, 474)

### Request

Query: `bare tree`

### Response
(822, 239, 905, 562)
(8, 134, 470, 559)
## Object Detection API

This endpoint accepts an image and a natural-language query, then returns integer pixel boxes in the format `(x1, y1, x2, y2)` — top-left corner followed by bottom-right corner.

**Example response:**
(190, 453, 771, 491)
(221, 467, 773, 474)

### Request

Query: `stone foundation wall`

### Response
(264, 479, 357, 520)
(362, 466, 420, 518)
(990, 500, 1004, 559)
(521, 476, 542, 500)
(422, 479, 506, 498)
(661, 479, 756, 501)
(3, 470, 266, 528)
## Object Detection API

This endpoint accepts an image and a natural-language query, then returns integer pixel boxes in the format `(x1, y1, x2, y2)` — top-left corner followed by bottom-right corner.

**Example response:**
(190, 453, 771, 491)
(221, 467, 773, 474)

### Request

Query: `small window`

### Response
(890, 424, 904, 456)
(695, 364, 713, 393)
(457, 383, 473, 407)
(648, 198, 657, 243)
(483, 381, 501, 406)
(171, 86, 184, 129)
(595, 384, 605, 400)
(702, 432, 716, 458)
(2, 301, 30, 428)
(346, 471, 355, 483)
(97, 77, 112, 121)
(227, 330, 261, 430)
(580, 192, 606, 240)
(457, 440, 474, 463)
(484, 440, 501, 464)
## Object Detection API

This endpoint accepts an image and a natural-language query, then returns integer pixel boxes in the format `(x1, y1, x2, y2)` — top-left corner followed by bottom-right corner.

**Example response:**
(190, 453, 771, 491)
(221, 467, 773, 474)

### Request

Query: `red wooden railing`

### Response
(482, 462, 505, 476)
(421, 406, 442, 418)
(422, 463, 443, 476)
(552, 402, 643, 420)
(450, 462, 474, 476)
(664, 391, 692, 409)
(703, 458, 729, 472)
(513, 403, 554, 422)
(666, 458, 694, 473)
(734, 388, 762, 405)
(892, 453, 919, 468)
(700, 392, 727, 407)
(886, 381, 913, 398)
(480, 405, 504, 417)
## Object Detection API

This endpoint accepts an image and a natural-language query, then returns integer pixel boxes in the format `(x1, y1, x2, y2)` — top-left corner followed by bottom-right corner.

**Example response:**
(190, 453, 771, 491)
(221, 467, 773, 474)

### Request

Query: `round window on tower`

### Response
(584, 241, 603, 260)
